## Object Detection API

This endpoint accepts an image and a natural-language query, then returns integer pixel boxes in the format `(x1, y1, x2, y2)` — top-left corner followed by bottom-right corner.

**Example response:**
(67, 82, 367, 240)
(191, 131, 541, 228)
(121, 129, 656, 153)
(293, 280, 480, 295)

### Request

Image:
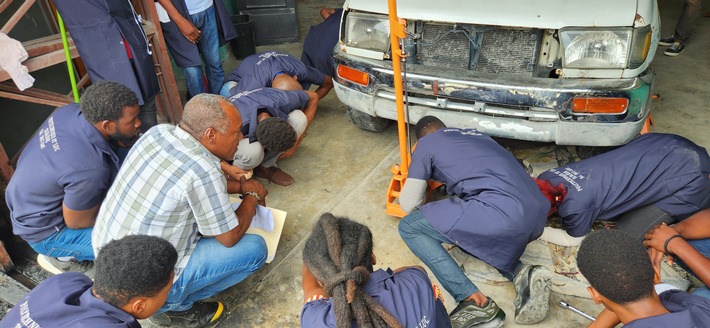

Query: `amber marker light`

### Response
(571, 97, 628, 114)
(338, 65, 369, 86)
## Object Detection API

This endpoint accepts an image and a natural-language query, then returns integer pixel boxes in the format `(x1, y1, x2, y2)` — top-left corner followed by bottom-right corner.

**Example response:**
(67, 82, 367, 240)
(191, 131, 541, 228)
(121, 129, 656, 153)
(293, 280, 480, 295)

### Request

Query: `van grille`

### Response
(418, 23, 540, 77)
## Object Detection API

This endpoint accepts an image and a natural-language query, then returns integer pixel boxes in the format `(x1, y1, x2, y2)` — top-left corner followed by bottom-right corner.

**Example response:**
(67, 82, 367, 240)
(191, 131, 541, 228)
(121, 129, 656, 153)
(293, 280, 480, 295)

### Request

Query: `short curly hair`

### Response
(80, 80, 138, 124)
(577, 230, 655, 304)
(414, 115, 445, 139)
(93, 235, 177, 308)
(256, 117, 297, 153)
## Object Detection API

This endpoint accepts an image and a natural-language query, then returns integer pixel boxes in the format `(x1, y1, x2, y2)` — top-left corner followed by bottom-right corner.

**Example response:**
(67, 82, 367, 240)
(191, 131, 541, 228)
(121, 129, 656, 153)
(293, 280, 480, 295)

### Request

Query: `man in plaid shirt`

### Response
(92, 94, 267, 327)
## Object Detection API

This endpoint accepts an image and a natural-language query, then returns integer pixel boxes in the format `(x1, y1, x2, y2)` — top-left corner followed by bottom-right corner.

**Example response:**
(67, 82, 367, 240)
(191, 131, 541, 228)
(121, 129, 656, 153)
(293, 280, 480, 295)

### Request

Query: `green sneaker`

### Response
(450, 297, 505, 328)
(513, 264, 552, 325)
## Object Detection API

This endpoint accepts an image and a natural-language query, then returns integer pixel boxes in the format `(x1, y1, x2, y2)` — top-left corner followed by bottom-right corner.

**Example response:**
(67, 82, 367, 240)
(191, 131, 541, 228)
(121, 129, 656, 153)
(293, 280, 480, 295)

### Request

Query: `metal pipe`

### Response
(559, 301, 596, 321)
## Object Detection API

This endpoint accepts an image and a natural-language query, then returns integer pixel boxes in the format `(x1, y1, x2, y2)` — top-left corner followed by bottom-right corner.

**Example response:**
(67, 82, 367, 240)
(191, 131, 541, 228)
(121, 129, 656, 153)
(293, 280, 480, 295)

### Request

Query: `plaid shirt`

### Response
(92, 124, 237, 278)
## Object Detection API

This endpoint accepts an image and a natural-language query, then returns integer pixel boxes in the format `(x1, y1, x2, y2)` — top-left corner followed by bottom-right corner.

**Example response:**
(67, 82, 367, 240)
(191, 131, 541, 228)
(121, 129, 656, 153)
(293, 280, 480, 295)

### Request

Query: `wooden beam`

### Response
(21, 33, 75, 57)
(0, 90, 69, 107)
(0, 81, 70, 102)
(0, 0, 35, 34)
(137, 1, 184, 123)
(0, 0, 14, 14)
(0, 143, 13, 181)
(0, 241, 14, 273)
(0, 45, 79, 82)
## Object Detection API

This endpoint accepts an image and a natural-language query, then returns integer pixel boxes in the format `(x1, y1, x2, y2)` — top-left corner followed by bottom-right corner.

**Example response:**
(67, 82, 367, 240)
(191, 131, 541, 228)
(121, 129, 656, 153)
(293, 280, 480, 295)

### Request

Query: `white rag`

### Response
(0, 33, 35, 91)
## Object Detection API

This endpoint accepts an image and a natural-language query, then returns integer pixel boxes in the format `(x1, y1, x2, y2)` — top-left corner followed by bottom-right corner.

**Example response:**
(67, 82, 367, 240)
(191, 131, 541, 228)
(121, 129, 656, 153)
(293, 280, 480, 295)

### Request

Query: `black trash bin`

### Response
(230, 15, 256, 60)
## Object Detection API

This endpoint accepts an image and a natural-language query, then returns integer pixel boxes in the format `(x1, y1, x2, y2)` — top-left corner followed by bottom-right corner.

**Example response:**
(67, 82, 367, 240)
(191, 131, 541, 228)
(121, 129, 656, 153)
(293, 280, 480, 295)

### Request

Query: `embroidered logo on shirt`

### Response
(38, 116, 60, 152)
(547, 167, 585, 191)
(256, 51, 289, 65)
(18, 299, 40, 327)
(229, 88, 263, 102)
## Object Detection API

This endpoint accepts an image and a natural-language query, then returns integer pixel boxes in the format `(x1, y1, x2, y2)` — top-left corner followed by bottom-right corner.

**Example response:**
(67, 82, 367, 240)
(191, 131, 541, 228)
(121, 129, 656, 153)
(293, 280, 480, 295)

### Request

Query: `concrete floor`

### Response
(167, 0, 709, 327)
(1, 0, 708, 327)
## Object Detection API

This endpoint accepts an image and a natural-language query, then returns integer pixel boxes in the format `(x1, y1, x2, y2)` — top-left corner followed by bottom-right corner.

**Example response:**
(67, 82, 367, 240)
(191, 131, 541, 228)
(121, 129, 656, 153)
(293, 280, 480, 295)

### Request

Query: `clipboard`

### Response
(229, 195, 287, 263)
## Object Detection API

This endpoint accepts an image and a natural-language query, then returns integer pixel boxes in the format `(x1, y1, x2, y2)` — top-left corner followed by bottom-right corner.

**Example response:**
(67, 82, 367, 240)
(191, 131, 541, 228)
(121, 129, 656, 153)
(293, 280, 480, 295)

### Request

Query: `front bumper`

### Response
(334, 50, 654, 146)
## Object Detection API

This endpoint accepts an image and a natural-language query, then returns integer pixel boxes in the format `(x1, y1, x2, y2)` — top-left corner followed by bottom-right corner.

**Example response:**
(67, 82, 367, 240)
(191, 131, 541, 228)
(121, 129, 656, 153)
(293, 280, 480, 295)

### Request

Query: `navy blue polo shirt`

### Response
(5, 104, 120, 242)
(408, 128, 550, 273)
(0, 273, 139, 328)
(300, 268, 451, 328)
(301, 8, 343, 78)
(226, 51, 325, 92)
(624, 289, 710, 327)
(538, 133, 710, 237)
(227, 87, 310, 142)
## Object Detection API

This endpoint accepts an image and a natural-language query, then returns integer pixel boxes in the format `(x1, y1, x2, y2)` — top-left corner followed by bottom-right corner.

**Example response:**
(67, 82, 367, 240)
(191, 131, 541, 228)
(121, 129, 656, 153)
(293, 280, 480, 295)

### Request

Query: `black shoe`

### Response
(664, 42, 685, 57)
(658, 35, 676, 46)
(149, 301, 224, 327)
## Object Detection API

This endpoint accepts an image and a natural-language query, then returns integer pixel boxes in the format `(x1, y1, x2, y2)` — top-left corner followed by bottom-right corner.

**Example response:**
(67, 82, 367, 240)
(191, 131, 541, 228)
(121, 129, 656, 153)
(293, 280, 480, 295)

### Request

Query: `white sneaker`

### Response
(37, 254, 95, 278)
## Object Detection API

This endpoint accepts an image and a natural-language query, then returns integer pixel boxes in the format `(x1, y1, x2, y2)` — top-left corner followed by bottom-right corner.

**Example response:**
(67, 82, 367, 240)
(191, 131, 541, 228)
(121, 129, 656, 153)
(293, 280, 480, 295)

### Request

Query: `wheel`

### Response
(346, 106, 391, 132)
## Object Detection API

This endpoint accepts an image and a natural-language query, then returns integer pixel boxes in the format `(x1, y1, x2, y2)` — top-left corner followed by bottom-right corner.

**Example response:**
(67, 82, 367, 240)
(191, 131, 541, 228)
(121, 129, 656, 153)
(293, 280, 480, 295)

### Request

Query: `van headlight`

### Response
(560, 28, 631, 69)
(560, 27, 652, 69)
(343, 12, 390, 53)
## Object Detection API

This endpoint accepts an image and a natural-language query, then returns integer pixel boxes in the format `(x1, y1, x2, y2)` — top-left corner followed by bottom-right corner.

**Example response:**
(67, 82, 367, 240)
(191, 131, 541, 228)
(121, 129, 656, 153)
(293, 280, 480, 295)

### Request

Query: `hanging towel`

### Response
(0, 33, 35, 91)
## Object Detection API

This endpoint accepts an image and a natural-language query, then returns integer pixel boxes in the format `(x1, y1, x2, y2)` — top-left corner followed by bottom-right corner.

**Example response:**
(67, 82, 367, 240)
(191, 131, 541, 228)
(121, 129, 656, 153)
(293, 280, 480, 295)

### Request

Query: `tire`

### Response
(346, 106, 391, 132)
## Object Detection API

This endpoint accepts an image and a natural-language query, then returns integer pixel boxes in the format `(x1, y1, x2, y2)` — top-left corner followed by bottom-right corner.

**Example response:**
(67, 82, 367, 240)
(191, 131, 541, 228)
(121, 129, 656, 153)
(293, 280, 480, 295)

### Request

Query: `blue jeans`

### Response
(161, 234, 267, 312)
(28, 226, 94, 261)
(183, 5, 224, 96)
(693, 286, 710, 299)
(676, 237, 710, 285)
(219, 80, 237, 98)
(398, 210, 481, 302)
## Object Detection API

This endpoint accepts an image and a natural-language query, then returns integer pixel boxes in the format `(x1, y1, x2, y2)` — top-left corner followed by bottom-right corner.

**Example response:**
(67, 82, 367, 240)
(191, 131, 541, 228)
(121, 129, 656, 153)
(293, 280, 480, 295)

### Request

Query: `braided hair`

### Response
(303, 213, 403, 328)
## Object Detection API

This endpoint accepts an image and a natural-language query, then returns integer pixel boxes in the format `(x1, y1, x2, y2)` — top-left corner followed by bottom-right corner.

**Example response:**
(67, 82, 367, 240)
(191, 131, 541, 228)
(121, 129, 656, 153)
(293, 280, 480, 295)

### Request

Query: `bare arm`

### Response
(214, 177, 267, 247)
(314, 75, 333, 100)
(301, 90, 319, 125)
(156, 0, 201, 43)
(62, 203, 100, 229)
(644, 223, 710, 287)
(672, 208, 710, 239)
(280, 91, 319, 159)
(302, 264, 326, 302)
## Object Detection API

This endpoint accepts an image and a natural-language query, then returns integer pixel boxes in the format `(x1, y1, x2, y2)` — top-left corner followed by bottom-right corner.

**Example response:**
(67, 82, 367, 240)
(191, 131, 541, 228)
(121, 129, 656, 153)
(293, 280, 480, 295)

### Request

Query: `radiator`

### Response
(418, 23, 540, 77)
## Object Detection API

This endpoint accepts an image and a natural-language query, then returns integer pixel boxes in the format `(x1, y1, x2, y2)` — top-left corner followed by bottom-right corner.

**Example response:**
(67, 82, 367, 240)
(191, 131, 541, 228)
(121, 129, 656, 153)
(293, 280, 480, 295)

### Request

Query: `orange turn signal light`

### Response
(571, 97, 628, 114)
(337, 65, 369, 86)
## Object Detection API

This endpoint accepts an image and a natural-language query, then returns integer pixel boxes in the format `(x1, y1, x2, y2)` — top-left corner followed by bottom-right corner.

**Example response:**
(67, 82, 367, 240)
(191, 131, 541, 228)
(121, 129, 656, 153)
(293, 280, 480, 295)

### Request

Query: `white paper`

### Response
(231, 201, 275, 232)
(155, 3, 171, 23)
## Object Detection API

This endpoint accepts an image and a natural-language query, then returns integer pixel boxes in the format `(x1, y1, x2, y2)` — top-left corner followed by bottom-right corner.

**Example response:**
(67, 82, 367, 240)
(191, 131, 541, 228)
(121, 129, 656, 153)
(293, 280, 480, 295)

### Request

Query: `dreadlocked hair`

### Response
(534, 177, 568, 217)
(303, 213, 403, 328)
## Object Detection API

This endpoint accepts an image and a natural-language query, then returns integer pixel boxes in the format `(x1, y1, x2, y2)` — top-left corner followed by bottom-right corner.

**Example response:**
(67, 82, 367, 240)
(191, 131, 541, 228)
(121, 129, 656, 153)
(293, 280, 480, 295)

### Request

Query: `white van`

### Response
(333, 0, 660, 146)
